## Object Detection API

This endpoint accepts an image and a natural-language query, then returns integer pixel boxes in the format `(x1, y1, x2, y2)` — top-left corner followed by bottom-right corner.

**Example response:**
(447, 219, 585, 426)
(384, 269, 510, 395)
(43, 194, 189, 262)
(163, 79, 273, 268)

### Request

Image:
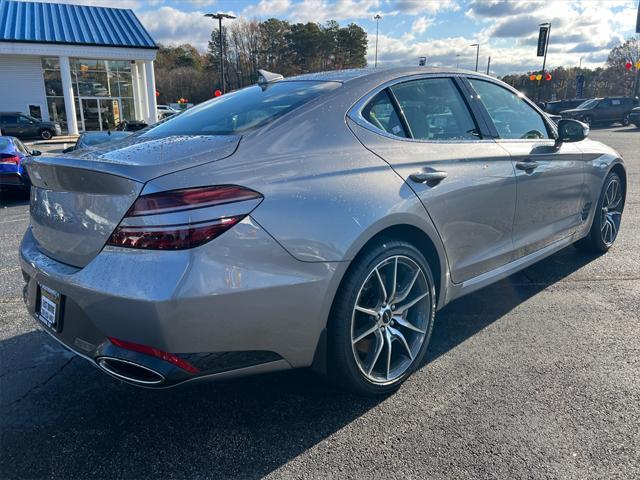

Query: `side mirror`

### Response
(61, 146, 75, 154)
(30, 149, 42, 156)
(556, 119, 588, 147)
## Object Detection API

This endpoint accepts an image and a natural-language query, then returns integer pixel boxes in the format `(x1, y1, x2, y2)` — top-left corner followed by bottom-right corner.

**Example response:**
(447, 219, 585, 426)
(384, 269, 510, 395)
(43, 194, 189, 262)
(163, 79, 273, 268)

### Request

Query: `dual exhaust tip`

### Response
(97, 357, 165, 385)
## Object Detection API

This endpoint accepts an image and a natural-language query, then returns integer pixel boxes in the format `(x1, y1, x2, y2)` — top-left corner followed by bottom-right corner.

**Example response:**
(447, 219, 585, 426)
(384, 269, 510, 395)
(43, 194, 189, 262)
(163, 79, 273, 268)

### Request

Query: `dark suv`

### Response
(560, 97, 639, 126)
(544, 98, 586, 115)
(0, 112, 62, 140)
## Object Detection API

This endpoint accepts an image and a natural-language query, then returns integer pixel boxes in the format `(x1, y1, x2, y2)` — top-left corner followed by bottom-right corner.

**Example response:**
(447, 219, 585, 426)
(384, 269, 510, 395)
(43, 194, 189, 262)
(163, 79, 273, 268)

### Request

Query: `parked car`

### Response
(61, 131, 131, 153)
(629, 106, 640, 128)
(0, 112, 62, 140)
(560, 97, 639, 126)
(157, 105, 179, 119)
(20, 67, 626, 396)
(544, 98, 587, 115)
(0, 136, 41, 192)
(117, 120, 148, 132)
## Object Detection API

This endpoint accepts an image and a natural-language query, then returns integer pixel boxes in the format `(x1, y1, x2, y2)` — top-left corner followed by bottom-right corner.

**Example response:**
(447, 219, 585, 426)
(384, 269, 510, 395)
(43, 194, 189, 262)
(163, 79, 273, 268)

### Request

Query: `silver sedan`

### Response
(20, 67, 626, 395)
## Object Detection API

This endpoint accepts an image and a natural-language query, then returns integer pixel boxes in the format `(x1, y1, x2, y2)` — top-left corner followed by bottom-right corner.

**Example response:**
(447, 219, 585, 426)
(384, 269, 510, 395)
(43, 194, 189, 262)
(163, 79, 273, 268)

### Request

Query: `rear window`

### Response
(143, 81, 340, 137)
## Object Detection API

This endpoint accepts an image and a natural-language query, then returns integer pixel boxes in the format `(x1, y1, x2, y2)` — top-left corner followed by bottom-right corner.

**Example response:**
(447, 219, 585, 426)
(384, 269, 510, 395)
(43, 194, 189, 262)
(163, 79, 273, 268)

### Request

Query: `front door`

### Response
(80, 98, 122, 131)
(348, 76, 518, 284)
(466, 78, 585, 257)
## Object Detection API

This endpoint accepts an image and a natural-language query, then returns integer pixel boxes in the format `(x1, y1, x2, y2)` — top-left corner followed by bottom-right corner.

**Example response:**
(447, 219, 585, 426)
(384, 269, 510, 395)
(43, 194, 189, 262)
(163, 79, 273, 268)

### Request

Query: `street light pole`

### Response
(456, 54, 460, 68)
(470, 43, 479, 72)
(205, 12, 236, 94)
(374, 14, 382, 68)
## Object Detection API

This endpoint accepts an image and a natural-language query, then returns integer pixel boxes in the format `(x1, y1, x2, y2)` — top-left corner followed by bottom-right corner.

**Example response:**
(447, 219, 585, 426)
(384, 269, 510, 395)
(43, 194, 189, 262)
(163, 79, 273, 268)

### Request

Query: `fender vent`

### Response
(581, 202, 592, 221)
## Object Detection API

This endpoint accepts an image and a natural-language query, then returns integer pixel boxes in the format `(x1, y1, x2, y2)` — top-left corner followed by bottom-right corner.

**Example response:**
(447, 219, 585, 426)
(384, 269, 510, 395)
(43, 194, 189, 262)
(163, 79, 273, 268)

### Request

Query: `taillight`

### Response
(107, 185, 262, 250)
(0, 154, 20, 165)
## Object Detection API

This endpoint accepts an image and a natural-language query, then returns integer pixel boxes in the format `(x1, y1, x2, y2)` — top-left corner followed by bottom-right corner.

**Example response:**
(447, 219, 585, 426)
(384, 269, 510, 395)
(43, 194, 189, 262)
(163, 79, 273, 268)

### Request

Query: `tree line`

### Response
(501, 36, 640, 101)
(154, 18, 367, 105)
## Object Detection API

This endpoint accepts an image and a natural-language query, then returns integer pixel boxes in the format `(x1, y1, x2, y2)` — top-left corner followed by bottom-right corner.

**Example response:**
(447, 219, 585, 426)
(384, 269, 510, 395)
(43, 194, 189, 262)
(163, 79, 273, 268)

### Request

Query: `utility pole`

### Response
(374, 14, 382, 68)
(470, 43, 479, 72)
(486, 56, 491, 75)
(456, 54, 460, 68)
(204, 12, 236, 94)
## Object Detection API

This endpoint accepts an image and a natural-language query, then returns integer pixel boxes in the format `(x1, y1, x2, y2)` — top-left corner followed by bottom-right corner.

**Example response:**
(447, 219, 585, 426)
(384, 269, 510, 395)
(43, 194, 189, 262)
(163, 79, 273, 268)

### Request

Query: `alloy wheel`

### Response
(350, 255, 430, 385)
(601, 177, 623, 246)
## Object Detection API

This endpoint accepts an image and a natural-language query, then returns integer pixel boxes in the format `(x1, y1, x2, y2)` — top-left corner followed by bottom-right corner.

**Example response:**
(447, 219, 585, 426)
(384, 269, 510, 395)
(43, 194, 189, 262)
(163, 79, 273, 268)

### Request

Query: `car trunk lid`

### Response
(24, 134, 240, 267)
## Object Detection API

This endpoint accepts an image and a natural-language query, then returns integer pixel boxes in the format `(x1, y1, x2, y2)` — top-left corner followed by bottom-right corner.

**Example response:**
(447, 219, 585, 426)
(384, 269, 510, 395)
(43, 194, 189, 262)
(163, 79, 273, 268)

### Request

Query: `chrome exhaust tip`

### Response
(97, 357, 165, 385)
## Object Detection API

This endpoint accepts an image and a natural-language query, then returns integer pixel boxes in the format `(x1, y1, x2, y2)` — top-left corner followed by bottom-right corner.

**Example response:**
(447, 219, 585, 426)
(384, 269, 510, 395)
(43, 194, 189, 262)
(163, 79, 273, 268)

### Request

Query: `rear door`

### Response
(465, 77, 584, 257)
(1, 115, 20, 136)
(347, 75, 517, 284)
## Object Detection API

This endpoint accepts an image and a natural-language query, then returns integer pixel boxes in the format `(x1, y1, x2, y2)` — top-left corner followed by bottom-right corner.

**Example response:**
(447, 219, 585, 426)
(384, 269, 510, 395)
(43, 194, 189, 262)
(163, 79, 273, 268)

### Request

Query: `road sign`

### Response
(537, 26, 549, 57)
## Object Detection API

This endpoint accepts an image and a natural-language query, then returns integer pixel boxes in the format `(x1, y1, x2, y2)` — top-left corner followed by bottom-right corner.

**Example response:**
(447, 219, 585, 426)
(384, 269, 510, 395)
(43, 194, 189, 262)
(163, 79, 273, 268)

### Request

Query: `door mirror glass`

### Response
(557, 119, 588, 143)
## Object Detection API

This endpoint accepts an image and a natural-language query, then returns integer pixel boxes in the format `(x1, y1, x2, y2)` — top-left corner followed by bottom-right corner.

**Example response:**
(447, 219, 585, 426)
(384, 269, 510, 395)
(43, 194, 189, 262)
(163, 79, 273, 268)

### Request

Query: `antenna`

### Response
(257, 69, 284, 86)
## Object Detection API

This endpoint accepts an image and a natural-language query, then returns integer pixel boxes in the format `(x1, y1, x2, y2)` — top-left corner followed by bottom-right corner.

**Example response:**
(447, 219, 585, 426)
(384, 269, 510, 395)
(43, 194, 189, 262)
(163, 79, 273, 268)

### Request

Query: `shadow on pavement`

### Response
(0, 245, 601, 479)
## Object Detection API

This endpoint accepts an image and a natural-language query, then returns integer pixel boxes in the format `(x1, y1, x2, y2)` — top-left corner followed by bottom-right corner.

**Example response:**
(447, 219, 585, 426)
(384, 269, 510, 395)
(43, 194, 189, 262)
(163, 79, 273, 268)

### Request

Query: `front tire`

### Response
(328, 240, 436, 396)
(39, 129, 53, 140)
(575, 171, 624, 253)
(622, 114, 630, 126)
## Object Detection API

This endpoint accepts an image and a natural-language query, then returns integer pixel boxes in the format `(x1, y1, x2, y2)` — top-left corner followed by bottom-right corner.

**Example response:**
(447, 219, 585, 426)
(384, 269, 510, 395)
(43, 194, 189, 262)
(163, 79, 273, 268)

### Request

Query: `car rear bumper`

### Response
(0, 171, 29, 188)
(20, 217, 338, 387)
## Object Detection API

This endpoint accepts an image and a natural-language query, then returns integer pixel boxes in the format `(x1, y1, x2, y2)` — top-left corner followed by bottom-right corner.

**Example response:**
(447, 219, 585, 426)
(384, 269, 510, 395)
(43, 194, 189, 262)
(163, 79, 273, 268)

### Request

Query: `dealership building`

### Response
(0, 0, 159, 134)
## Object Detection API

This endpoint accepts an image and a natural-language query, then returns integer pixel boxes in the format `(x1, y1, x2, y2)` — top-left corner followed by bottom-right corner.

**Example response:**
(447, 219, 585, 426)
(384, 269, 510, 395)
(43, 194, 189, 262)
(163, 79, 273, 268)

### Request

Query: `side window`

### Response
(468, 79, 550, 140)
(18, 115, 33, 124)
(611, 99, 621, 106)
(390, 78, 479, 140)
(362, 90, 407, 138)
(1, 115, 18, 125)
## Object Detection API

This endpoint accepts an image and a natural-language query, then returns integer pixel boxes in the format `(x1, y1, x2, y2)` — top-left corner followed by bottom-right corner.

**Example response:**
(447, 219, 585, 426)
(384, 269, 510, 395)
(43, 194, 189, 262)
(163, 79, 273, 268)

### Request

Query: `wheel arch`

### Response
(609, 162, 627, 201)
(311, 220, 450, 375)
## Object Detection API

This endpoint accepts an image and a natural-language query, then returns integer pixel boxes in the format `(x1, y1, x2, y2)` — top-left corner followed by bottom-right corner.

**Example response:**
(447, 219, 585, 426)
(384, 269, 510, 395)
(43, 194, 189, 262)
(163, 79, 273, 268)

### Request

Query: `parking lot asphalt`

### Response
(1, 126, 639, 479)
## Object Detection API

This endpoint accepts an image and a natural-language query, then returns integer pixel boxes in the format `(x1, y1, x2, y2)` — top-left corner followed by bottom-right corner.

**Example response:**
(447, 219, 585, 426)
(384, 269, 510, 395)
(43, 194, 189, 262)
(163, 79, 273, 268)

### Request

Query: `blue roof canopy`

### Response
(0, 0, 157, 49)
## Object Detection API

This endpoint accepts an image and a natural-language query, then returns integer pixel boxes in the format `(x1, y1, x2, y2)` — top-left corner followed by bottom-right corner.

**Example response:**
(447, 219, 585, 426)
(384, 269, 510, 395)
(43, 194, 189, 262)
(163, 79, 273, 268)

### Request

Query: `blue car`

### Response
(0, 136, 41, 192)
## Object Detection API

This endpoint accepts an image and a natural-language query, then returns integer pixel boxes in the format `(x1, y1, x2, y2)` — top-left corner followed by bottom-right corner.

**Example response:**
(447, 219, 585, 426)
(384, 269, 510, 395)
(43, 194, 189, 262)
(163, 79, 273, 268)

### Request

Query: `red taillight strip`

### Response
(0, 155, 20, 165)
(108, 337, 199, 374)
(127, 185, 262, 217)
(107, 215, 243, 250)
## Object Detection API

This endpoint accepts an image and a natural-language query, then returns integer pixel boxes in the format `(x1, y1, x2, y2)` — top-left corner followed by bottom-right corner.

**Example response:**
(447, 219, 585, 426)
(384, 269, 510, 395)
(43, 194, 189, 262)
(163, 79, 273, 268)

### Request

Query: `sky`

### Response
(36, 0, 640, 75)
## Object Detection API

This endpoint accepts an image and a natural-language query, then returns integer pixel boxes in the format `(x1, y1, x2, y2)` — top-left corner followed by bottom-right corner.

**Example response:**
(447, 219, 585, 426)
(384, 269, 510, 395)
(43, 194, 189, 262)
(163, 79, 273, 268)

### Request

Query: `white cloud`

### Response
(411, 16, 430, 35)
(242, 0, 292, 17)
(392, 0, 459, 15)
(288, 0, 381, 22)
(138, 6, 215, 51)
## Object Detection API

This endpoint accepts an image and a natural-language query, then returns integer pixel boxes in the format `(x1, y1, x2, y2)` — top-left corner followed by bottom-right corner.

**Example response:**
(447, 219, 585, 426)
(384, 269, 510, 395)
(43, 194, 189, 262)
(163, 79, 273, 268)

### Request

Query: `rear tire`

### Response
(328, 240, 436, 396)
(39, 129, 53, 140)
(622, 114, 630, 126)
(582, 115, 593, 126)
(575, 171, 624, 253)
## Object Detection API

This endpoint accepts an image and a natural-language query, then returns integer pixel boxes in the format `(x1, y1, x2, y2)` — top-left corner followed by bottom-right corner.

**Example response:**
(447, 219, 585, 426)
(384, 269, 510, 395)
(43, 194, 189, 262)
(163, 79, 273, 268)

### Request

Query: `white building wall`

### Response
(0, 55, 49, 121)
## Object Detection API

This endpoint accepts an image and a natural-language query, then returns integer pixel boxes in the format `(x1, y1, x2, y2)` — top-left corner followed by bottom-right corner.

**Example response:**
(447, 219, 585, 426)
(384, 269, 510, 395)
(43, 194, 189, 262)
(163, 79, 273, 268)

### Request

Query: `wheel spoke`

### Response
(395, 291, 429, 314)
(366, 329, 384, 375)
(355, 305, 378, 317)
(384, 328, 393, 380)
(394, 316, 426, 334)
(389, 326, 413, 360)
(388, 257, 398, 302)
(394, 269, 421, 304)
(353, 324, 379, 344)
(374, 268, 387, 304)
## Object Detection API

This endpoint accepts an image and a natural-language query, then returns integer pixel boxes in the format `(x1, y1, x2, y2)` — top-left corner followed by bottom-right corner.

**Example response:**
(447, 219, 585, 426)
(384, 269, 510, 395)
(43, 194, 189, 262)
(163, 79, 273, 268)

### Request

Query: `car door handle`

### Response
(409, 171, 448, 184)
(515, 159, 539, 172)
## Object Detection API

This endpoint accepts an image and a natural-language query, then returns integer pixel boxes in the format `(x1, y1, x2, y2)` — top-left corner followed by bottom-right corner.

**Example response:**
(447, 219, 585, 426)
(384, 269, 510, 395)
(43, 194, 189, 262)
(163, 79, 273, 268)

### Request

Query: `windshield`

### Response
(577, 99, 599, 109)
(142, 81, 340, 137)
